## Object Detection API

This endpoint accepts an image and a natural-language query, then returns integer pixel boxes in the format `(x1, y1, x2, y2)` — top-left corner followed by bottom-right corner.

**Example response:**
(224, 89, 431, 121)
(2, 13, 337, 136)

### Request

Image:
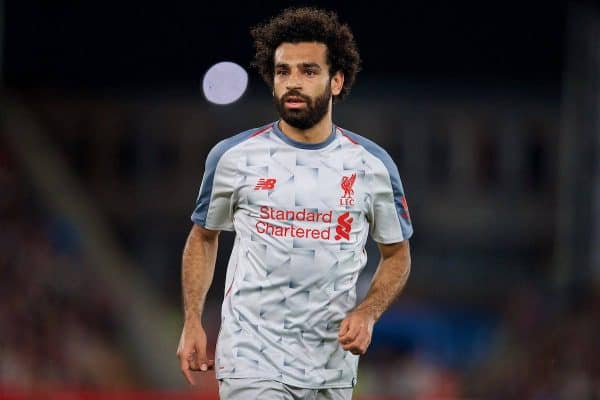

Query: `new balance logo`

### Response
(334, 211, 353, 241)
(254, 178, 277, 190)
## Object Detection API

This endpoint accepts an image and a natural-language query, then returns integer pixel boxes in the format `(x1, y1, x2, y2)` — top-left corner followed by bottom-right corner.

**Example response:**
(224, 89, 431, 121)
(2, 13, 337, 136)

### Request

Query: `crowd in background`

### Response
(0, 139, 138, 389)
(357, 285, 600, 398)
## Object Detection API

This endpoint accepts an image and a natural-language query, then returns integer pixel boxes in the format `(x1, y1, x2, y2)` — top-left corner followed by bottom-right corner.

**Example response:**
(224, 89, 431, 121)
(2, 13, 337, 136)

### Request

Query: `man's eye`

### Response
(276, 70, 288, 76)
(305, 70, 316, 76)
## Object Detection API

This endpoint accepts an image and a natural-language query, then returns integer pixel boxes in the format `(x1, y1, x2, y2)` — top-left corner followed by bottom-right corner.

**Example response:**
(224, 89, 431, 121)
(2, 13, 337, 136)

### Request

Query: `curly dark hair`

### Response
(250, 7, 361, 101)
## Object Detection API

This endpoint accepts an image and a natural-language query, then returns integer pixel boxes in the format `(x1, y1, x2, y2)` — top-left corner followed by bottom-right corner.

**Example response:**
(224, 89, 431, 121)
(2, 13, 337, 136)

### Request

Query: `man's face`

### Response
(273, 42, 343, 130)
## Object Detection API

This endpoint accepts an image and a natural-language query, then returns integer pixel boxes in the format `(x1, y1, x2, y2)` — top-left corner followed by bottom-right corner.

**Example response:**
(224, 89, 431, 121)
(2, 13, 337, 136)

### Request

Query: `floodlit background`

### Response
(1, 1, 599, 399)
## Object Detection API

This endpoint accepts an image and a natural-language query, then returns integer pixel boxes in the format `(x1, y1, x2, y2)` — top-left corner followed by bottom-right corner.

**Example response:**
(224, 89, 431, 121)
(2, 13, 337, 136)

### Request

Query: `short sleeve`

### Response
(367, 154, 413, 244)
(191, 141, 236, 231)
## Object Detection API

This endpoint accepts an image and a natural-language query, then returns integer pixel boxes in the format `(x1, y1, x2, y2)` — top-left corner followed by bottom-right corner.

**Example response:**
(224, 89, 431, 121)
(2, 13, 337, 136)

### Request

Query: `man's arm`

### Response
(176, 224, 220, 385)
(338, 240, 411, 355)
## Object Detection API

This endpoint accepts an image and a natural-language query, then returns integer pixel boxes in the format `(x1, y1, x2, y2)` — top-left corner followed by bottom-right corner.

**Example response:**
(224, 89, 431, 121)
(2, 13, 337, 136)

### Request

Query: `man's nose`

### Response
(286, 70, 302, 90)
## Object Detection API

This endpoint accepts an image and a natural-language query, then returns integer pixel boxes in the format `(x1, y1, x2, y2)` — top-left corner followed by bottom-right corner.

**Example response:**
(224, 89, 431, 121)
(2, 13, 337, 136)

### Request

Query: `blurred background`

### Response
(1, 1, 599, 399)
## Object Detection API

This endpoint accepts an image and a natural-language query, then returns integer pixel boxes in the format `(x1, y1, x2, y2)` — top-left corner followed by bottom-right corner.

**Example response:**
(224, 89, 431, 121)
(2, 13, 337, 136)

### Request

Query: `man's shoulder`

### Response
(336, 126, 396, 167)
(206, 122, 274, 165)
(213, 123, 273, 152)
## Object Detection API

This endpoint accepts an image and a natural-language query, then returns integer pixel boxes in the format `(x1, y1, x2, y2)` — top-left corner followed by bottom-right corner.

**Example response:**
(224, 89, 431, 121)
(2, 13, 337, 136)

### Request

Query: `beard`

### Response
(274, 84, 332, 130)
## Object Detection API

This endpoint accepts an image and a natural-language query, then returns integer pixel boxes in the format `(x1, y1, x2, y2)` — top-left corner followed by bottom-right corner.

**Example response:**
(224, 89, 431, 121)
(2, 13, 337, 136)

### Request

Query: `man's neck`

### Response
(278, 113, 333, 144)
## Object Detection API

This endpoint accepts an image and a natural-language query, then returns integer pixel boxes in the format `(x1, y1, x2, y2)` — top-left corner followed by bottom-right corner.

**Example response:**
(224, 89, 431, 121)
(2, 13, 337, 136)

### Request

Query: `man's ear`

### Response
(331, 71, 344, 96)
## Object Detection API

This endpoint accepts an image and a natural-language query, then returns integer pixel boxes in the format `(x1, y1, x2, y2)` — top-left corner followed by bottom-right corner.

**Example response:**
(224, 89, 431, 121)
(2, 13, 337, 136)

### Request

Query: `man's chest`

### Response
(227, 145, 373, 243)
(234, 146, 371, 212)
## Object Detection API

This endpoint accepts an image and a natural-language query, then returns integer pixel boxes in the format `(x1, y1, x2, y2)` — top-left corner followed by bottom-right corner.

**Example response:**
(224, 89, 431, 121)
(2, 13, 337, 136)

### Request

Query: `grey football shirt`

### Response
(191, 121, 413, 388)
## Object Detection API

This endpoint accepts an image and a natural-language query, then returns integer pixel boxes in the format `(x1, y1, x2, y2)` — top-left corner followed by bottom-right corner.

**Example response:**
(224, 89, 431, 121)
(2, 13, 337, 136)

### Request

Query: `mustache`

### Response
(281, 90, 311, 103)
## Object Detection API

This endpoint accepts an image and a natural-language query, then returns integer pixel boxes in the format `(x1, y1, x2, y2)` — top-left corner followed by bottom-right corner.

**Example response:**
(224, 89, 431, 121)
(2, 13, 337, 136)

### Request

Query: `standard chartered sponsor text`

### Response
(256, 206, 332, 239)
(259, 206, 332, 222)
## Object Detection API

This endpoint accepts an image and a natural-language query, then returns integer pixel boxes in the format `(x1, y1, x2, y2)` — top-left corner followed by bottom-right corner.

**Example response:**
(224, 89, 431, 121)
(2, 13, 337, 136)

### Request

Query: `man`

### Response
(177, 7, 412, 399)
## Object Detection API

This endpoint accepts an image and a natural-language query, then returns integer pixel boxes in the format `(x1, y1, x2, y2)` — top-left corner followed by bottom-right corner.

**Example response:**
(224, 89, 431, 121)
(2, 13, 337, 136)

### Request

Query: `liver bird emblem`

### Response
(341, 173, 357, 198)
